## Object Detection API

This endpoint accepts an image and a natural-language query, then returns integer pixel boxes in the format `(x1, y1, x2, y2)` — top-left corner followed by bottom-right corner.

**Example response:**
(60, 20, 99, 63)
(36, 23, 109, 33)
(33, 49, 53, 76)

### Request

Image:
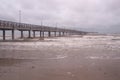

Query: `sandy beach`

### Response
(0, 35, 120, 80)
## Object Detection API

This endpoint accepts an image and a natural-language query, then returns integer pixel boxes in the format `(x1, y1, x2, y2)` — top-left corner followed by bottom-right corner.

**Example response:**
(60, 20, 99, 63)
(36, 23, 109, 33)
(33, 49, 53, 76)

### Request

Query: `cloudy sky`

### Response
(0, 0, 120, 33)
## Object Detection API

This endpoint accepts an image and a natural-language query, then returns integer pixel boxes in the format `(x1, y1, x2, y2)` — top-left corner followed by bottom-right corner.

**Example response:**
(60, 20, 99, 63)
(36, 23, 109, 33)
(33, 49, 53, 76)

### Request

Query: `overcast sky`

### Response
(0, 0, 120, 33)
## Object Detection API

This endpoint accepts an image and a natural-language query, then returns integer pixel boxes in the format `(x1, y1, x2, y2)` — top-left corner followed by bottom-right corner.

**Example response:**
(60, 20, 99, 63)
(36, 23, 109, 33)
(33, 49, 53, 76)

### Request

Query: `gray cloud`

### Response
(0, 0, 120, 33)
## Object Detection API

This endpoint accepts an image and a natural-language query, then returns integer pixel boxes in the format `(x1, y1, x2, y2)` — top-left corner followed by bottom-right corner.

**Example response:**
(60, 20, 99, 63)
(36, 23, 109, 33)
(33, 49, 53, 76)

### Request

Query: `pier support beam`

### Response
(28, 30, 31, 38)
(63, 32, 65, 36)
(3, 30, 5, 40)
(12, 30, 14, 40)
(59, 32, 61, 37)
(48, 31, 51, 37)
(21, 30, 23, 38)
(40, 31, 42, 38)
(54, 31, 56, 37)
(42, 31, 44, 38)
(33, 31, 35, 38)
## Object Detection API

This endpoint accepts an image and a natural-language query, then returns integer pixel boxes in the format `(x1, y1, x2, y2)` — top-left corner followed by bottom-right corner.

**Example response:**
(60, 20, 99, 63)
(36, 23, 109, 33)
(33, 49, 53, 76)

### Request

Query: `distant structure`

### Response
(0, 20, 87, 41)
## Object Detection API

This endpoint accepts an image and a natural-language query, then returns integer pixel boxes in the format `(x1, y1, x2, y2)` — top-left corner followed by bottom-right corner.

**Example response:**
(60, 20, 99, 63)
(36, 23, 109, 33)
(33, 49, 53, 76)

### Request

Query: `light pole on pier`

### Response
(19, 10, 23, 38)
(19, 10, 21, 23)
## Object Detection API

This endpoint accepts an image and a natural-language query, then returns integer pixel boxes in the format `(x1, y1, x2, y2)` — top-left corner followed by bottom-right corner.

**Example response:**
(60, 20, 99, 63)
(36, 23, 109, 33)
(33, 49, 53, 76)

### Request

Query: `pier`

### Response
(0, 20, 86, 40)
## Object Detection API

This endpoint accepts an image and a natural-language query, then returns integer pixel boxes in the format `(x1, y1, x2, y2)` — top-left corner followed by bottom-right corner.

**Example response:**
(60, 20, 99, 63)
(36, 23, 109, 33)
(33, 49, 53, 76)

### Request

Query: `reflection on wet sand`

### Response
(0, 58, 34, 66)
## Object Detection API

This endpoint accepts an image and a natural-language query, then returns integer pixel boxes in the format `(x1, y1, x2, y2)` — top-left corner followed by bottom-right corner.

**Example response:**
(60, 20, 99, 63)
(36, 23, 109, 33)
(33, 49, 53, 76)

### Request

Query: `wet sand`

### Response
(0, 35, 120, 80)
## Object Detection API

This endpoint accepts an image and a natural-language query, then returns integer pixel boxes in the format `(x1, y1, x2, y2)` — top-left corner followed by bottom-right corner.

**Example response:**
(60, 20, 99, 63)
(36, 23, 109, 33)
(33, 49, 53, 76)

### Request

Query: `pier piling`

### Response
(3, 30, 5, 40)
(21, 30, 23, 38)
(12, 30, 14, 40)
